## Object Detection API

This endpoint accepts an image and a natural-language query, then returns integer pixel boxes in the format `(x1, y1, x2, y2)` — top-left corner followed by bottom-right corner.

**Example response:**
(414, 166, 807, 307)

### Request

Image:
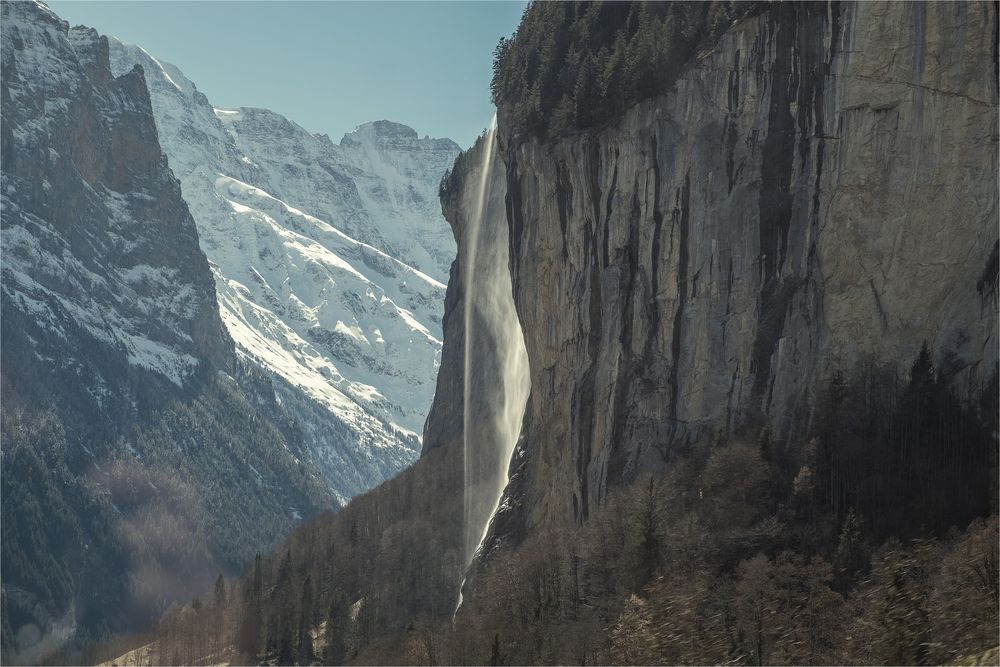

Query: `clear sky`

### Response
(47, 1, 527, 149)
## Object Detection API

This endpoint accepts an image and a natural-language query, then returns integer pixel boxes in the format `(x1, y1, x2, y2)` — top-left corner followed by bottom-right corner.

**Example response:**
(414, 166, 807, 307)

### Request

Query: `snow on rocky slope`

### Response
(108, 40, 460, 497)
(1, 8, 222, 389)
(2, 3, 340, 647)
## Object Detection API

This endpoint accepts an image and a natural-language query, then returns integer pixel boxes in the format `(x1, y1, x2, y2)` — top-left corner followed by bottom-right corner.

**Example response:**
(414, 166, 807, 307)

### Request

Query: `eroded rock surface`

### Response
(460, 2, 998, 543)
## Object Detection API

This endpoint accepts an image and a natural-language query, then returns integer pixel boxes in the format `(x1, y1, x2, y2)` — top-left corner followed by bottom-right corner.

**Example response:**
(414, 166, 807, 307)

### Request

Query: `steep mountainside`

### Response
(486, 0, 998, 543)
(108, 42, 459, 498)
(87, 3, 998, 665)
(0, 2, 333, 659)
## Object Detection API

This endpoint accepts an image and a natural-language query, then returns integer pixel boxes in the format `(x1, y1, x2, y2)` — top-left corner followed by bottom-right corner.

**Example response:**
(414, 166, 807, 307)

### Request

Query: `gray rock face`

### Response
(1, 4, 227, 384)
(443, 2, 998, 545)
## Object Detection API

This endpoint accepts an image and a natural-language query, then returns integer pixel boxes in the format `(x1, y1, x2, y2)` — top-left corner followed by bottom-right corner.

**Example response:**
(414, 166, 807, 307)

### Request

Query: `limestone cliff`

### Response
(441, 1, 998, 548)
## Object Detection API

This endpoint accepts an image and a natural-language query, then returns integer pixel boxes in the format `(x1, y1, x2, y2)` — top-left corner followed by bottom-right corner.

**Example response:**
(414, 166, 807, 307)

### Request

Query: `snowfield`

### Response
(109, 38, 460, 497)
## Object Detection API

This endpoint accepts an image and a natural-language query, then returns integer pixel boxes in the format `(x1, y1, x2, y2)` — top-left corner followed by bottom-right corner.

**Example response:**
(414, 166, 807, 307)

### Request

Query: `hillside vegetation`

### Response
(85, 349, 999, 666)
(1, 363, 334, 664)
(490, 1, 770, 140)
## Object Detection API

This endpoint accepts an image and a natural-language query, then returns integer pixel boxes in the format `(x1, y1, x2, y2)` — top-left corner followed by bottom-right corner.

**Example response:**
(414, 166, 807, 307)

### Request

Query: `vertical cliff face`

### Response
(1, 7, 228, 392)
(466, 2, 998, 543)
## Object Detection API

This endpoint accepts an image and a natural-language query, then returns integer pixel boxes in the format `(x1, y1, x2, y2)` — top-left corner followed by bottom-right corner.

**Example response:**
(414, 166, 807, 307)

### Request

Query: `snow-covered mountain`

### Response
(1, 2, 338, 652)
(108, 40, 460, 498)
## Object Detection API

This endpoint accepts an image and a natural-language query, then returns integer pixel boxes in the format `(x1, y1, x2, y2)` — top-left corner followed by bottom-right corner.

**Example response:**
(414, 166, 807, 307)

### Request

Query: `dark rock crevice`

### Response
(476, 0, 997, 549)
(667, 174, 691, 434)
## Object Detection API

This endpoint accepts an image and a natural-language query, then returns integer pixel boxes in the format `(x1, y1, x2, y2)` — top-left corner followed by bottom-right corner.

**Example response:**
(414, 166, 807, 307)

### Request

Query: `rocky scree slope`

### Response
(478, 1, 999, 546)
(0, 2, 333, 656)
(108, 41, 460, 499)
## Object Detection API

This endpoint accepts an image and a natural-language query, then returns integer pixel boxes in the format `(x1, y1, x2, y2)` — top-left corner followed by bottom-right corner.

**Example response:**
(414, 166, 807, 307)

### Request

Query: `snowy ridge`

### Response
(108, 39, 459, 495)
(211, 108, 458, 283)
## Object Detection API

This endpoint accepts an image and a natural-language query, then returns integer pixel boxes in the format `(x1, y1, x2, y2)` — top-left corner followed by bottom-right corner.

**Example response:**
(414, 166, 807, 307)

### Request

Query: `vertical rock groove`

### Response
(487, 1, 997, 544)
(668, 174, 691, 433)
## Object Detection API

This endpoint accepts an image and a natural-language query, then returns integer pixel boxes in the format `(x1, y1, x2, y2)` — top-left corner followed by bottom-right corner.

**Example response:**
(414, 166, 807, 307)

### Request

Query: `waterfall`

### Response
(456, 115, 531, 614)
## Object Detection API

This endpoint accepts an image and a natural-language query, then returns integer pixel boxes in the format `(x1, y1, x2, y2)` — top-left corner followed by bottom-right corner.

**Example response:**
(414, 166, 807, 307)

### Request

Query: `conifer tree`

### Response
(235, 554, 262, 662)
(297, 575, 316, 663)
(213, 573, 227, 610)
(833, 509, 866, 590)
(637, 478, 661, 590)
(323, 594, 350, 665)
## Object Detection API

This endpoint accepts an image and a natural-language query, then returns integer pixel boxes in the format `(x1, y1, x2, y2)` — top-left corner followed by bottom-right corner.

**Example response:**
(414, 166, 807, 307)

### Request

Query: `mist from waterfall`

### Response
(457, 115, 531, 611)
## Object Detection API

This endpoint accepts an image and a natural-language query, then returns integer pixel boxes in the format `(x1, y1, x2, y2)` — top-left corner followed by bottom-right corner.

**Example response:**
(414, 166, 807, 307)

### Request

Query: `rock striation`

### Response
(439, 2, 999, 548)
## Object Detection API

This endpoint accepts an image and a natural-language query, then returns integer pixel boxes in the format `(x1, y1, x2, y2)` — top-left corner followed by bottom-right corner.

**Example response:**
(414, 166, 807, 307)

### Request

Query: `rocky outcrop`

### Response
(1, 9, 227, 389)
(458, 2, 998, 544)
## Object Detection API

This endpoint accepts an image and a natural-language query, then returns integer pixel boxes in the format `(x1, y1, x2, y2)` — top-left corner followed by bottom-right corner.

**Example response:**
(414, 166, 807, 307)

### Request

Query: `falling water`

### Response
(461, 116, 495, 571)
(455, 114, 531, 615)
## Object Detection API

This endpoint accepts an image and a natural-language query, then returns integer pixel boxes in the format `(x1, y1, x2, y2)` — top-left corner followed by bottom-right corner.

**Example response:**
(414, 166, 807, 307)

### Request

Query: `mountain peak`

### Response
(371, 119, 418, 139)
(107, 37, 200, 99)
(341, 120, 416, 145)
(342, 120, 460, 152)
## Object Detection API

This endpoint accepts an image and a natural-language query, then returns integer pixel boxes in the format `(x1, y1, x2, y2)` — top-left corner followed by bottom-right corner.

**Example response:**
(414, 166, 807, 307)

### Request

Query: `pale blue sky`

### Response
(48, 1, 526, 148)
